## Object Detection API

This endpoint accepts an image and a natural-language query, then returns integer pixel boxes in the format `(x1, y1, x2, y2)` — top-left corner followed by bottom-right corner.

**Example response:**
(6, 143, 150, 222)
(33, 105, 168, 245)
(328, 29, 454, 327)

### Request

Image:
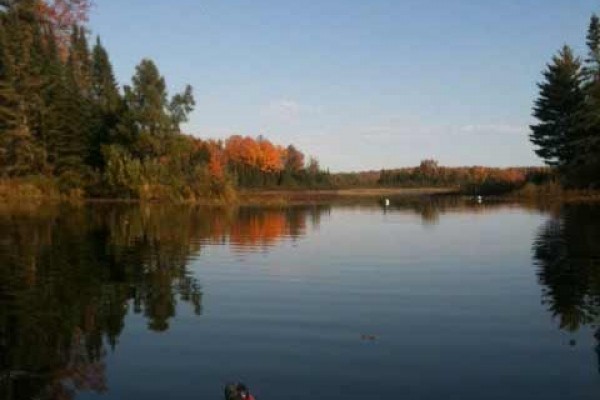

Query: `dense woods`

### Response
(0, 0, 329, 201)
(530, 14, 600, 189)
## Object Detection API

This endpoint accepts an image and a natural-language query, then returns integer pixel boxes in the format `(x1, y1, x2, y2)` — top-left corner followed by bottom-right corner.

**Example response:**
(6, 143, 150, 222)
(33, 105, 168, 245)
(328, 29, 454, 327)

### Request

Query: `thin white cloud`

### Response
(261, 99, 303, 122)
(260, 99, 322, 123)
(459, 124, 527, 135)
(357, 122, 447, 139)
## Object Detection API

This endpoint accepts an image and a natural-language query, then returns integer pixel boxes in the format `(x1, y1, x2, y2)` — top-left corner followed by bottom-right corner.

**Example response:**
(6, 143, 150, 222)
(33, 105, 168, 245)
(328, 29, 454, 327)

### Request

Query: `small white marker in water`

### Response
(385, 198, 390, 207)
(477, 195, 483, 204)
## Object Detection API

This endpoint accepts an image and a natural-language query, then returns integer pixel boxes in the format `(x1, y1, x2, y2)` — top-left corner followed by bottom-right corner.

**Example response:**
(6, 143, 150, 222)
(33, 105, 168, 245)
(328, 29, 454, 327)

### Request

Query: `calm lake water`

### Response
(1, 198, 599, 400)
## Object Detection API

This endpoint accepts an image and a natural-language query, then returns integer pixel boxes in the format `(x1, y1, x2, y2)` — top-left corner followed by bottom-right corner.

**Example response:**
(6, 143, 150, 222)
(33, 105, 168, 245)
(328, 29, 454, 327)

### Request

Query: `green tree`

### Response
(124, 59, 171, 137)
(584, 14, 600, 81)
(91, 37, 120, 112)
(124, 59, 194, 138)
(88, 36, 121, 168)
(2, 1, 46, 143)
(530, 46, 585, 170)
(573, 15, 600, 187)
(45, 67, 91, 185)
(0, 7, 44, 176)
(168, 84, 194, 132)
(67, 24, 91, 93)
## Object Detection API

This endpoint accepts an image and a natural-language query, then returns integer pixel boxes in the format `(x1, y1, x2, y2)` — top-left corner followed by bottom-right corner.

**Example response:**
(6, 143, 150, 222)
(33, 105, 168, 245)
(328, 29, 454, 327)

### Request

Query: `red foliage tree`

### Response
(283, 145, 305, 172)
(35, 0, 92, 55)
(38, 0, 91, 28)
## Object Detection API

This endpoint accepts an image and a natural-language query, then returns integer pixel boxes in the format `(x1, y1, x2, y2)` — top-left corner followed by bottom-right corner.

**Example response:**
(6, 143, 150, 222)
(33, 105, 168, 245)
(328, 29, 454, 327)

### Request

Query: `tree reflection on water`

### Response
(0, 204, 328, 400)
(532, 204, 600, 373)
(3, 199, 598, 399)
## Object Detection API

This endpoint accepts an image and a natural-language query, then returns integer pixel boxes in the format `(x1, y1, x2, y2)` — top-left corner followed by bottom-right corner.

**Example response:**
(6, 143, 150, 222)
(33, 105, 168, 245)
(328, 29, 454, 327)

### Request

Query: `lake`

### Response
(0, 198, 599, 400)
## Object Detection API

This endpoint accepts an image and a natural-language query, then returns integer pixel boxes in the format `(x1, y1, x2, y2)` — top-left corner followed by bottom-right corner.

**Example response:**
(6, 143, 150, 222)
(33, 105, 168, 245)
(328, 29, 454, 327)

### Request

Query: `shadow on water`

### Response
(0, 203, 330, 400)
(532, 204, 600, 373)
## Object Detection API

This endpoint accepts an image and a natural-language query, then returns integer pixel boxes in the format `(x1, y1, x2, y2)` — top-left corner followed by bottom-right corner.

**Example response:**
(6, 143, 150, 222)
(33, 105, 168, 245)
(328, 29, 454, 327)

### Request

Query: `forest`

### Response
(0, 0, 331, 202)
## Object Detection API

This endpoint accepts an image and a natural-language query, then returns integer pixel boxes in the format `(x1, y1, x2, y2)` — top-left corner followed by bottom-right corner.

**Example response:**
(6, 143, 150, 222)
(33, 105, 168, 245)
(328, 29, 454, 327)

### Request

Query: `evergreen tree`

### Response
(124, 59, 194, 138)
(0, 2, 44, 176)
(45, 56, 91, 180)
(530, 46, 585, 170)
(585, 14, 600, 81)
(4, 0, 45, 139)
(91, 36, 119, 111)
(39, 24, 64, 158)
(67, 24, 91, 93)
(0, 20, 17, 131)
(574, 15, 600, 187)
(88, 36, 121, 167)
(124, 59, 171, 137)
(168, 84, 194, 133)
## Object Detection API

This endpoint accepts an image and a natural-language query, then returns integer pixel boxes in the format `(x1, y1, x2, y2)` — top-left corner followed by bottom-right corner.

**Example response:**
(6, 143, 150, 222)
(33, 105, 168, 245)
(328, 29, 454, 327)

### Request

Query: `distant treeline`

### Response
(529, 14, 600, 189)
(331, 160, 552, 195)
(0, 0, 330, 201)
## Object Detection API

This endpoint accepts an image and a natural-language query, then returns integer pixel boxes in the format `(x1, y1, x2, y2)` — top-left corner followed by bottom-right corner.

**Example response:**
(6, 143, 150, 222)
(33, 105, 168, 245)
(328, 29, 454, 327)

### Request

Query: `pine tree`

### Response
(573, 15, 600, 187)
(91, 36, 119, 111)
(0, 19, 17, 131)
(45, 73, 90, 177)
(39, 24, 64, 156)
(124, 59, 171, 136)
(124, 58, 194, 138)
(4, 0, 43, 136)
(530, 46, 585, 170)
(168, 84, 194, 133)
(88, 36, 121, 167)
(44, 36, 92, 180)
(67, 24, 91, 93)
(585, 14, 600, 81)
(0, 2, 44, 176)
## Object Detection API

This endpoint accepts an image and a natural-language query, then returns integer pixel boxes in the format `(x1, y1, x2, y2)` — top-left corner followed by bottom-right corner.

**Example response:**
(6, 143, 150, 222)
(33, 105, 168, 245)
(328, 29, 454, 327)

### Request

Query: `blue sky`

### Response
(89, 0, 598, 171)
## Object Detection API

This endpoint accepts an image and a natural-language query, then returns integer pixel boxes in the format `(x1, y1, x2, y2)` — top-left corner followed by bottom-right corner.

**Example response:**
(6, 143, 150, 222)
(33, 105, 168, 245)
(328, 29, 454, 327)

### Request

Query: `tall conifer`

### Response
(530, 46, 585, 170)
(88, 36, 121, 167)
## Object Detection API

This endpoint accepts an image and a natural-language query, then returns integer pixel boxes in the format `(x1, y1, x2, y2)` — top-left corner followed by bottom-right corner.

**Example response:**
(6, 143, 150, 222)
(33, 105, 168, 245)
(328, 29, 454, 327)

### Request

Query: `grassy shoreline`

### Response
(2, 177, 600, 206)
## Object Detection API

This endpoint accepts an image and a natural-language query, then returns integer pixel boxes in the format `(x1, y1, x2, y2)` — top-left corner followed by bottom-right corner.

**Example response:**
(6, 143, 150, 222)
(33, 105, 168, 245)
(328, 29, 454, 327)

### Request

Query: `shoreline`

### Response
(0, 186, 460, 206)
(2, 185, 600, 206)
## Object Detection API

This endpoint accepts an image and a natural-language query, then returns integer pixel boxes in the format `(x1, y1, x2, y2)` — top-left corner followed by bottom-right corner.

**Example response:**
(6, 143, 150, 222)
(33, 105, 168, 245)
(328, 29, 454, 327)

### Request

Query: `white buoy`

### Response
(477, 195, 483, 204)
(384, 198, 390, 207)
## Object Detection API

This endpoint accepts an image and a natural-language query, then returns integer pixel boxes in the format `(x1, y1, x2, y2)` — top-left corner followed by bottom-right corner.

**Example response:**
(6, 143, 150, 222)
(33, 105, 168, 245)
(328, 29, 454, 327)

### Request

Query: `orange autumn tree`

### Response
(257, 137, 284, 173)
(224, 135, 285, 187)
(200, 134, 329, 189)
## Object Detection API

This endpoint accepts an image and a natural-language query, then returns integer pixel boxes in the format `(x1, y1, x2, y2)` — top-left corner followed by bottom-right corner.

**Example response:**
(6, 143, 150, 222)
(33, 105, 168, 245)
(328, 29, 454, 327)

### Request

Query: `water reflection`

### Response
(376, 195, 550, 224)
(204, 206, 328, 250)
(2, 199, 598, 399)
(0, 204, 329, 400)
(532, 204, 600, 372)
